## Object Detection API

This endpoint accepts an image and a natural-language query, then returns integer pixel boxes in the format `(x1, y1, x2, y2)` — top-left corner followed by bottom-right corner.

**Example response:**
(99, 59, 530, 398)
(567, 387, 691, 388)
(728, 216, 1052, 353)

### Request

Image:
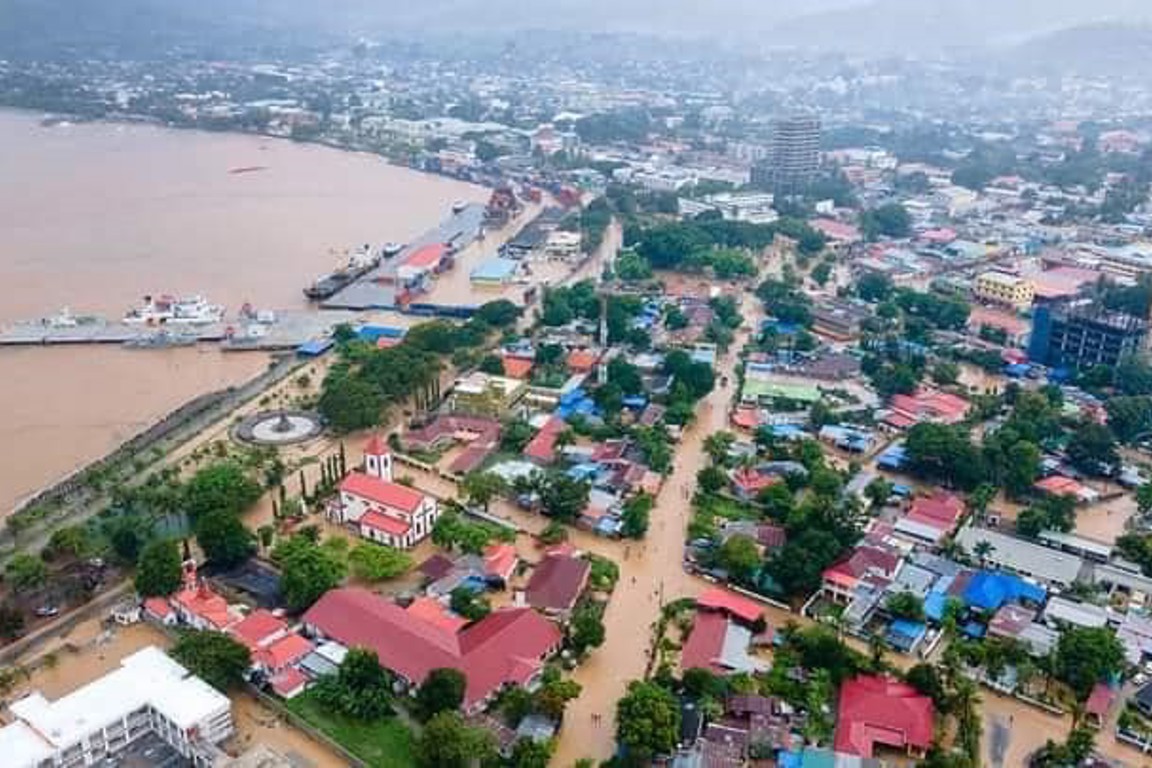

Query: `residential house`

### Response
(524, 554, 591, 618)
(884, 389, 970, 429)
(448, 371, 527, 418)
(833, 676, 934, 759)
(821, 545, 902, 604)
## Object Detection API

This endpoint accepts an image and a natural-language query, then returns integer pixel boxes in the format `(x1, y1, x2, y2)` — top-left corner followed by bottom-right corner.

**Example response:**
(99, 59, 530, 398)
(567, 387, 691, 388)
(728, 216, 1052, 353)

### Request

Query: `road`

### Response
(550, 297, 765, 766)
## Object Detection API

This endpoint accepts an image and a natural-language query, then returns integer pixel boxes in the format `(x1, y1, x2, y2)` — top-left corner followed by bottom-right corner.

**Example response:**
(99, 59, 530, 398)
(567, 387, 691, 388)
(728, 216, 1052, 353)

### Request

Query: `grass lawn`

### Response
(287, 691, 416, 768)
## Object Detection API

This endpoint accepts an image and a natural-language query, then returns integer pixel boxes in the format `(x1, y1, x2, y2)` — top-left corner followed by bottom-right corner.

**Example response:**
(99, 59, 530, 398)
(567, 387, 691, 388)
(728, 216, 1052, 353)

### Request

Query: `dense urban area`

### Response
(10, 9, 1152, 768)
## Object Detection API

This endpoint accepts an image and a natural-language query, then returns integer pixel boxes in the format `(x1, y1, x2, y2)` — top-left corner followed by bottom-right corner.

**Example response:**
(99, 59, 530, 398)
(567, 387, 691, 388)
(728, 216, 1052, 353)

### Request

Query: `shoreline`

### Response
(2, 104, 489, 192)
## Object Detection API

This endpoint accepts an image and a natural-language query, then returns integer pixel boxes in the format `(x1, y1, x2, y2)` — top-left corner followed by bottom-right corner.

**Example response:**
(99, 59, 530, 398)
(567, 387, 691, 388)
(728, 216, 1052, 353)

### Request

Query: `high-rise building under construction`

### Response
(752, 115, 821, 195)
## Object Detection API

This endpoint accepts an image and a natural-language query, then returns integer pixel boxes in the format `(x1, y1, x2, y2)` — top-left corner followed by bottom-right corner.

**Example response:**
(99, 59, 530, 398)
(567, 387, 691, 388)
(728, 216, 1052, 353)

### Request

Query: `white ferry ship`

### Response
(123, 295, 225, 326)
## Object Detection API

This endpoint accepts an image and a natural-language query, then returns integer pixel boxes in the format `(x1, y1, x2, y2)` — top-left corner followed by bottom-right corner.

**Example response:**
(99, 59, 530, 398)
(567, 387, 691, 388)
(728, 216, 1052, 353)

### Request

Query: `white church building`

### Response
(330, 436, 439, 549)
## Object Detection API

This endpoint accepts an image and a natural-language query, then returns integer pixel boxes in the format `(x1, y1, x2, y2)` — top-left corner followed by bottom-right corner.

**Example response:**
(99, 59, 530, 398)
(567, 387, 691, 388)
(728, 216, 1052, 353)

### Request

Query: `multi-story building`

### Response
(974, 271, 1035, 309)
(448, 371, 527, 417)
(752, 115, 821, 195)
(0, 646, 233, 768)
(1029, 300, 1148, 370)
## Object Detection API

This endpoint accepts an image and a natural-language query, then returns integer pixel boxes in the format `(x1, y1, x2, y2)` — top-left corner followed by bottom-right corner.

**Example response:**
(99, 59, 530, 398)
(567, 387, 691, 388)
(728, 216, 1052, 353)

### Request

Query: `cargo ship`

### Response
(303, 245, 384, 301)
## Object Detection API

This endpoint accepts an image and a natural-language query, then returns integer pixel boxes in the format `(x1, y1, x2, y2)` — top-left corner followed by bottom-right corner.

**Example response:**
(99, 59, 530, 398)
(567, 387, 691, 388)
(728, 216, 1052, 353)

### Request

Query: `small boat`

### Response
(382, 242, 404, 258)
(303, 245, 382, 301)
(45, 307, 78, 328)
(123, 295, 225, 326)
(452, 200, 468, 214)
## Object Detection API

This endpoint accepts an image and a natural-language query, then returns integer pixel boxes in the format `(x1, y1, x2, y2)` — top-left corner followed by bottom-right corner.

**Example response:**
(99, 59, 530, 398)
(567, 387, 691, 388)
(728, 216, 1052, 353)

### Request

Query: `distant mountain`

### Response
(993, 23, 1152, 78)
(766, 0, 1152, 56)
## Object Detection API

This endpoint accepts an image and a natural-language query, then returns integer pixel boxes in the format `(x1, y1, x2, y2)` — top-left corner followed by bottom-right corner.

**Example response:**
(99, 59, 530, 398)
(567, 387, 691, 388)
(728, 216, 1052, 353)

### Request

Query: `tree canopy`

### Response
(170, 630, 251, 691)
(616, 680, 680, 762)
(135, 538, 183, 597)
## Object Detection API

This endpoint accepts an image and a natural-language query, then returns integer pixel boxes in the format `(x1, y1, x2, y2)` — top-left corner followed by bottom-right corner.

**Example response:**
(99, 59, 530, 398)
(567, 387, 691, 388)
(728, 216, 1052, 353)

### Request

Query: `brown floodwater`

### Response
(0, 109, 485, 515)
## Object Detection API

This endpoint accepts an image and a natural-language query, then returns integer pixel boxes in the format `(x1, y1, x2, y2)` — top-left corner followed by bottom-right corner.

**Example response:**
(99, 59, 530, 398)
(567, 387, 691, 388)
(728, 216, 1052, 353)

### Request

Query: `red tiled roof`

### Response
(484, 543, 519, 583)
(823, 546, 901, 587)
(906, 492, 965, 531)
(757, 524, 787, 549)
(270, 667, 309, 698)
(407, 596, 469, 633)
(524, 416, 566, 464)
(143, 596, 173, 618)
(363, 434, 389, 458)
(834, 676, 934, 758)
(173, 583, 232, 630)
(567, 349, 598, 372)
(303, 588, 561, 707)
(1087, 682, 1116, 718)
(731, 406, 760, 431)
(697, 587, 765, 625)
(448, 445, 494, 475)
(360, 510, 412, 536)
(988, 604, 1037, 638)
(418, 553, 456, 581)
(229, 609, 286, 649)
(502, 356, 534, 380)
(731, 466, 779, 495)
(341, 472, 425, 514)
(887, 389, 970, 426)
(405, 243, 447, 269)
(257, 633, 314, 670)
(526, 555, 590, 612)
(1035, 475, 1084, 497)
(811, 218, 861, 243)
(681, 610, 729, 673)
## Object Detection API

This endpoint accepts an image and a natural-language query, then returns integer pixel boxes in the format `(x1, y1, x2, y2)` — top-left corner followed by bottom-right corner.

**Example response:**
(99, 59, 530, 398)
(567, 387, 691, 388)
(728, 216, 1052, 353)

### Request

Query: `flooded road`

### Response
(0, 109, 484, 515)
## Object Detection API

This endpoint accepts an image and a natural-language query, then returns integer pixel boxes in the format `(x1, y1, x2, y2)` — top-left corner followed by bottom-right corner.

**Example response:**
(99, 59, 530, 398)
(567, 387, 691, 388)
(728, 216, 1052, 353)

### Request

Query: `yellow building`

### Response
(448, 371, 527, 417)
(974, 271, 1034, 309)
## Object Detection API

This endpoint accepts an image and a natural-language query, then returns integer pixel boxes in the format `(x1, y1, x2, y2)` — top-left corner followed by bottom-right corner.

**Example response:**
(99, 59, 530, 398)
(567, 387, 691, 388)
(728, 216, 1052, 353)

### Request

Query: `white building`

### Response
(0, 646, 233, 768)
(331, 436, 439, 549)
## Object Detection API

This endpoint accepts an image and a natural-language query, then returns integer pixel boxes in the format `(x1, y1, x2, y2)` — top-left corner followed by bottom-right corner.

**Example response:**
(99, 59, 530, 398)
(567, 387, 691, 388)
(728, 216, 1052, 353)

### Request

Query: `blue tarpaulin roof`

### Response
(924, 591, 949, 622)
(357, 325, 406, 340)
(297, 338, 334, 356)
(963, 570, 1047, 612)
(878, 444, 907, 469)
(962, 621, 986, 639)
(776, 751, 803, 768)
(622, 395, 648, 409)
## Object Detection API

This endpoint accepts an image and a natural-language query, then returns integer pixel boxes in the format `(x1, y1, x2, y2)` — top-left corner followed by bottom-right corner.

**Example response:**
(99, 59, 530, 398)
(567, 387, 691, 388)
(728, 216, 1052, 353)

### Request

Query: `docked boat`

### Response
(382, 242, 405, 258)
(123, 330, 199, 348)
(451, 200, 469, 214)
(303, 244, 382, 301)
(123, 295, 225, 325)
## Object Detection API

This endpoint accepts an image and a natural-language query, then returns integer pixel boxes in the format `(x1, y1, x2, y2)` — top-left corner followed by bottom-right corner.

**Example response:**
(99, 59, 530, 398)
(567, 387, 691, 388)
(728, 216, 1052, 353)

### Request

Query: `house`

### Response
(680, 610, 768, 676)
(833, 676, 934, 759)
(525, 554, 591, 617)
(448, 371, 527, 417)
(403, 415, 502, 475)
(1034, 475, 1101, 504)
(483, 543, 519, 586)
(523, 416, 567, 465)
(960, 570, 1047, 613)
(954, 526, 1083, 587)
(729, 465, 781, 500)
(822, 546, 902, 604)
(696, 587, 767, 626)
(331, 437, 439, 549)
(1085, 683, 1118, 729)
(1132, 682, 1152, 718)
(884, 389, 970, 429)
(303, 588, 563, 713)
(894, 492, 965, 544)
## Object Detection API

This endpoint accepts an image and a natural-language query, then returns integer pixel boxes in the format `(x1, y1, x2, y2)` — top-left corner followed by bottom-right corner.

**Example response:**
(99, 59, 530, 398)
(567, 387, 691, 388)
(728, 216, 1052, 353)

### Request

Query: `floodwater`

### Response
(0, 109, 485, 515)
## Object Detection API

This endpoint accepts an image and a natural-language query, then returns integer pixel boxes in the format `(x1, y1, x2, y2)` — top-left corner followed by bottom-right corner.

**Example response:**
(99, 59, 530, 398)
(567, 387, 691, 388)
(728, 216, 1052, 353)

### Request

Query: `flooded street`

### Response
(0, 108, 485, 515)
(551, 297, 766, 766)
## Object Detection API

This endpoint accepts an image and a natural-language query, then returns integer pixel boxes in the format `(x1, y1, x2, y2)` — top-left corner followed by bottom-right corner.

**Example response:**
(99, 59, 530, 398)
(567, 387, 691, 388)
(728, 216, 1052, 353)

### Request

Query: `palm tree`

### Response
(703, 431, 736, 466)
(973, 540, 995, 568)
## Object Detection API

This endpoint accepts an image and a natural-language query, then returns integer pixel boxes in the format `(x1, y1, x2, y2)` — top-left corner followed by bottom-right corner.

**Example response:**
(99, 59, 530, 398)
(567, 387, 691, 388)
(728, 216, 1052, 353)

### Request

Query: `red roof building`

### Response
(335, 461, 439, 550)
(405, 243, 447, 270)
(341, 472, 425, 513)
(904, 492, 965, 533)
(822, 546, 902, 603)
(1086, 682, 1117, 727)
(834, 676, 934, 758)
(729, 466, 780, 500)
(304, 588, 562, 712)
(256, 633, 315, 673)
(171, 562, 235, 631)
(229, 609, 288, 650)
(270, 667, 309, 699)
(483, 543, 519, 584)
(523, 416, 566, 464)
(680, 610, 730, 674)
(525, 555, 591, 617)
(697, 587, 765, 625)
(885, 389, 970, 429)
(407, 596, 469, 633)
(501, 356, 535, 380)
(567, 349, 599, 373)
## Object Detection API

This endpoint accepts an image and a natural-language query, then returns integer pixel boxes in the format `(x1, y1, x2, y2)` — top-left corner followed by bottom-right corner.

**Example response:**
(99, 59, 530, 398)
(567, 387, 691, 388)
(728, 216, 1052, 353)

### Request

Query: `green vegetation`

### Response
(449, 587, 491, 621)
(348, 542, 412, 582)
(416, 711, 496, 768)
(288, 689, 415, 768)
(170, 630, 251, 691)
(272, 532, 348, 612)
(615, 680, 681, 763)
(134, 538, 183, 597)
(432, 508, 515, 553)
(415, 668, 466, 721)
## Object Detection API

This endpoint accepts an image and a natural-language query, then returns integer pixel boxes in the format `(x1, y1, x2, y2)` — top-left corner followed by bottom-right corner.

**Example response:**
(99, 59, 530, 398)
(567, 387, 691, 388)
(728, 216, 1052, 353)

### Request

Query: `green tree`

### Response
(860, 203, 911, 240)
(1138, 483, 1152, 516)
(195, 508, 254, 568)
(697, 465, 727, 495)
(703, 432, 736, 465)
(416, 668, 467, 721)
(170, 630, 251, 691)
(857, 272, 894, 302)
(621, 494, 653, 539)
(616, 680, 680, 761)
(347, 543, 412, 582)
(539, 473, 591, 522)
(417, 711, 497, 768)
(43, 525, 92, 561)
(1054, 626, 1126, 700)
(474, 299, 521, 327)
(135, 539, 183, 597)
(318, 373, 385, 432)
(313, 647, 395, 720)
(4, 553, 47, 593)
(509, 738, 553, 768)
(534, 674, 582, 719)
(450, 587, 491, 622)
(500, 420, 536, 453)
(886, 591, 925, 621)
(478, 354, 505, 375)
(460, 472, 508, 512)
(183, 461, 262, 521)
(1003, 441, 1042, 499)
(718, 534, 761, 584)
(275, 535, 347, 612)
(570, 602, 606, 653)
(1066, 421, 1119, 474)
